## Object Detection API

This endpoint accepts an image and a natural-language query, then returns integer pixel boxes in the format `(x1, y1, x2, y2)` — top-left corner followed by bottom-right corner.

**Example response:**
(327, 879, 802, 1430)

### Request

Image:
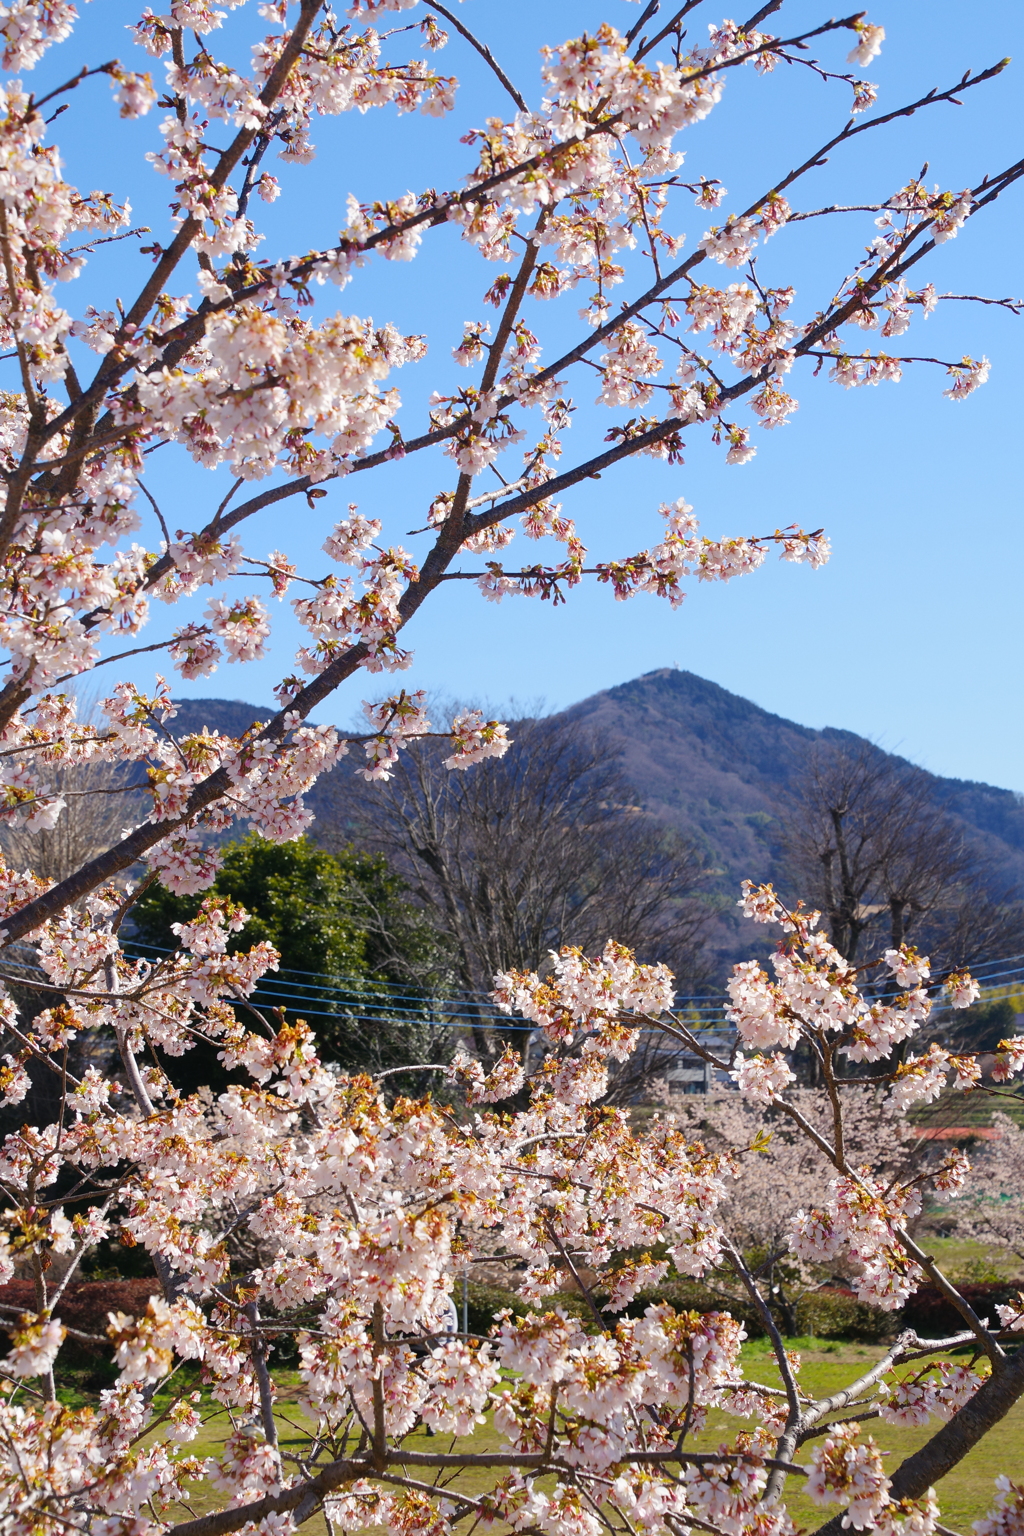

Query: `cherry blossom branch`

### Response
(369, 1472, 484, 1520)
(684, 13, 867, 76)
(49, 118, 644, 449)
(243, 1300, 278, 1448)
(371, 1301, 386, 1470)
(721, 1239, 800, 1503)
(795, 1329, 916, 1441)
(422, 2, 527, 112)
(828, 154, 1024, 310)
(24, 61, 120, 118)
(0, 204, 40, 420)
(72, 12, 997, 467)
(121, 421, 457, 606)
(0, 1307, 107, 1347)
(811, 1344, 1024, 1536)
(934, 292, 1023, 312)
(818, 1035, 846, 1169)
(14, 1, 327, 477)
(54, 632, 197, 682)
(624, 0, 668, 49)
(891, 1226, 1005, 1367)
(437, 529, 825, 586)
(457, 142, 1021, 525)
(166, 1454, 369, 1536)
(31, 56, 1019, 672)
(0, 732, 114, 758)
(544, 1220, 608, 1330)
(163, 1443, 805, 1536)
(119, 1, 323, 339)
(803, 351, 981, 367)
(138, 477, 171, 550)
(450, 58, 1016, 436)
(373, 1063, 450, 1080)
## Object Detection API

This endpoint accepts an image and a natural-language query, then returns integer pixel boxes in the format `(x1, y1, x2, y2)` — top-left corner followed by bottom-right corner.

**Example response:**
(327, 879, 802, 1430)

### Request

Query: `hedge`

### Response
(456, 1278, 1020, 1344)
(0, 1279, 162, 1359)
(899, 1281, 1020, 1338)
(4, 1276, 1019, 1361)
(794, 1288, 893, 1342)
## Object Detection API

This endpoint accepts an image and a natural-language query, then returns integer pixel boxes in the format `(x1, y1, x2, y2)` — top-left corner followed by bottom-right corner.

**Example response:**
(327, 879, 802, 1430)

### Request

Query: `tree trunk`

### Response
(808, 1346, 1024, 1535)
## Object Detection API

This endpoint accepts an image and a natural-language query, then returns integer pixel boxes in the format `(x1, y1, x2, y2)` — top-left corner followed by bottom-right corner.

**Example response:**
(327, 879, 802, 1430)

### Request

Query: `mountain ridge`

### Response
(557, 668, 1024, 895)
(169, 671, 1024, 969)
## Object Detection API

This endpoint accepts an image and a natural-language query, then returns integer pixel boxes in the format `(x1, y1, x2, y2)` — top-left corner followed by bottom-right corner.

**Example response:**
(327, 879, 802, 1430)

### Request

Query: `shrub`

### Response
(795, 1288, 893, 1342)
(899, 1282, 1020, 1338)
(0, 1280, 162, 1361)
(455, 1281, 596, 1336)
(455, 1278, 896, 1343)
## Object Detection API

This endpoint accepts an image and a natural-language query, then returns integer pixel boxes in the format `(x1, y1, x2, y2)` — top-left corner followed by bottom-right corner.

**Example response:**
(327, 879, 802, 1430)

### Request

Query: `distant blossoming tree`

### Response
(666, 1081, 902, 1259)
(0, 3, 1022, 1535)
(958, 1113, 1024, 1266)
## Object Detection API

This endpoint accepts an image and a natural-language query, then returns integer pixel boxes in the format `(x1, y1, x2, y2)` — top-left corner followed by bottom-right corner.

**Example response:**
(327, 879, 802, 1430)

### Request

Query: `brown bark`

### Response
(810, 1345, 1024, 1535)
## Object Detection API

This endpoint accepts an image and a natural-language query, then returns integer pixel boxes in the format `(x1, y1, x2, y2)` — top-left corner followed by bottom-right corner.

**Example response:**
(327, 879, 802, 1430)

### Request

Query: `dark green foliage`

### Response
(453, 1281, 598, 1337)
(946, 998, 1021, 1054)
(794, 1289, 894, 1342)
(900, 1281, 1022, 1338)
(452, 1277, 896, 1343)
(131, 834, 450, 1081)
(621, 1279, 764, 1332)
(133, 833, 416, 977)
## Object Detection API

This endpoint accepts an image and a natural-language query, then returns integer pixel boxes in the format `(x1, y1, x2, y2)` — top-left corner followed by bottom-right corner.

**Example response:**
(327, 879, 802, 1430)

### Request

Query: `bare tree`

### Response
(0, 708, 146, 1132)
(781, 742, 1021, 970)
(0, 757, 144, 887)
(329, 716, 710, 1063)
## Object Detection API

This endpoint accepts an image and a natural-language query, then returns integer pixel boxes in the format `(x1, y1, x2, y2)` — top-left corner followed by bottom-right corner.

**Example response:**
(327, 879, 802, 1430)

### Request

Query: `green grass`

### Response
(721, 1338, 1021, 1530)
(910, 1088, 1024, 1130)
(923, 1234, 1021, 1283)
(52, 1334, 1023, 1532)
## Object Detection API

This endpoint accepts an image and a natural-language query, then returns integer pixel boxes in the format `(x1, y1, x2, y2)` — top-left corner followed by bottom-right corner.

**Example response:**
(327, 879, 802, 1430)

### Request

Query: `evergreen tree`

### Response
(131, 835, 450, 1084)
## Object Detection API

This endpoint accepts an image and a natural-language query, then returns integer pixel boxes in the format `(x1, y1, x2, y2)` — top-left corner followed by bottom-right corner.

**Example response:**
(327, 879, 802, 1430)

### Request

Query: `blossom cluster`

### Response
(0, 862, 1014, 1536)
(721, 882, 1009, 1304)
(0, 899, 741, 1532)
(0, 3, 1016, 1530)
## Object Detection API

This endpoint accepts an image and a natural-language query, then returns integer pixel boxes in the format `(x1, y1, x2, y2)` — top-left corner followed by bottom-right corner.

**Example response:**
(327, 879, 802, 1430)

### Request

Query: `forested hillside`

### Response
(560, 668, 1024, 893)
(171, 672, 1024, 977)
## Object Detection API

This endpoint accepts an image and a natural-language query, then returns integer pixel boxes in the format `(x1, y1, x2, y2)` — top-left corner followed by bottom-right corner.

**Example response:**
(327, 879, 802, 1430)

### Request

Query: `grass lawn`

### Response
(726, 1337, 1021, 1531)
(85, 1335, 1019, 1535)
(922, 1233, 1021, 1283)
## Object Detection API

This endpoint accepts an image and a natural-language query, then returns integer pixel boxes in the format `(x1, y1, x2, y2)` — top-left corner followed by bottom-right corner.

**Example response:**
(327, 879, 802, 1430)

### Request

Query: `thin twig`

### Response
(423, 3, 527, 112)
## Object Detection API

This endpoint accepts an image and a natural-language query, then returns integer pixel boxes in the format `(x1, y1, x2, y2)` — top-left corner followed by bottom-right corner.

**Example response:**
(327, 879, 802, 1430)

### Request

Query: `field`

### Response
(47, 1234, 1023, 1533)
(54, 1334, 1018, 1536)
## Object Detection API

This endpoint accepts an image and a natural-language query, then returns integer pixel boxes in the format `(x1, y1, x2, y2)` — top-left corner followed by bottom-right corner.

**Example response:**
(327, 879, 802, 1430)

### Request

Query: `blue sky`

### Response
(25, 1, 1024, 789)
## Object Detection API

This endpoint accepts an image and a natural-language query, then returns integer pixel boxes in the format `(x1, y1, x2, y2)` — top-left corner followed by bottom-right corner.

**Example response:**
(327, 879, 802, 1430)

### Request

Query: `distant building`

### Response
(662, 1053, 712, 1094)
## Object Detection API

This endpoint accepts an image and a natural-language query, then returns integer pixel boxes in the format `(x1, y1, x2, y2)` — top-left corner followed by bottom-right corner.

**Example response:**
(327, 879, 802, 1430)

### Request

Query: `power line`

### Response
(3, 935, 1020, 1039)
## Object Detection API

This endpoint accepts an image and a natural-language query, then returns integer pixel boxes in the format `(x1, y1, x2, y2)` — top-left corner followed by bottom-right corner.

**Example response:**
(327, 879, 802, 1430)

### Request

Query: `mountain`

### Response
(558, 668, 1024, 895)
(170, 697, 276, 740)
(169, 673, 1024, 973)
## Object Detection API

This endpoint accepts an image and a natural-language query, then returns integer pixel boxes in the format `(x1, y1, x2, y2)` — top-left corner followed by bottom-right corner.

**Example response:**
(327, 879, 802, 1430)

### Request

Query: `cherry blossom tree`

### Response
(0, 2, 1023, 1534)
(0, 0, 1017, 931)
(5, 877, 1024, 1536)
(957, 1113, 1024, 1267)
(661, 1081, 909, 1327)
